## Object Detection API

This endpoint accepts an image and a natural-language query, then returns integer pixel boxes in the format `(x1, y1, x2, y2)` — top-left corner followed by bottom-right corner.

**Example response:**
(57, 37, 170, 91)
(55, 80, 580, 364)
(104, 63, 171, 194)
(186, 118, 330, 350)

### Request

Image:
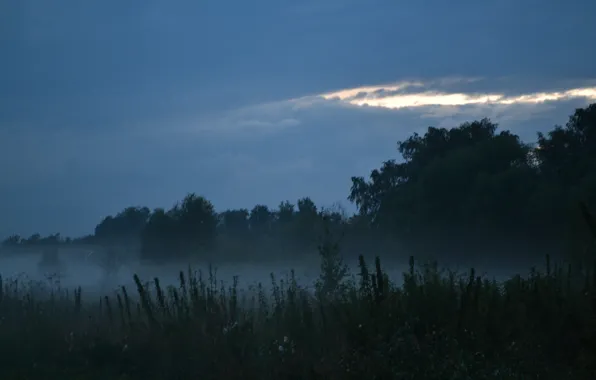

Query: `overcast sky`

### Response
(1, 0, 595, 237)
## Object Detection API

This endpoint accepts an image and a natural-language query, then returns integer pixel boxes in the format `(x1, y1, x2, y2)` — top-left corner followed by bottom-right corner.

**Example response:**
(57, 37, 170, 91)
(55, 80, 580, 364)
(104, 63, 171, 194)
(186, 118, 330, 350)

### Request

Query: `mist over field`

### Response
(0, 240, 558, 302)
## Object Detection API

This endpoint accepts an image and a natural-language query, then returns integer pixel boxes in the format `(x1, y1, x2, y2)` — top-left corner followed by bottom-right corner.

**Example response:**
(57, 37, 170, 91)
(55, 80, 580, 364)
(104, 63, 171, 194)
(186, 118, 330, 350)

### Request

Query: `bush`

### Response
(1, 240, 596, 379)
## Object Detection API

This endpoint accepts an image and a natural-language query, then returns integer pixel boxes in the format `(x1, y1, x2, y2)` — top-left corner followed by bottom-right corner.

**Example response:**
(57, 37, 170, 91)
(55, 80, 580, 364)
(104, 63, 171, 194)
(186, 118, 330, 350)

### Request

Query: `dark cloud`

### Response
(3, 0, 595, 121)
(1, 0, 595, 236)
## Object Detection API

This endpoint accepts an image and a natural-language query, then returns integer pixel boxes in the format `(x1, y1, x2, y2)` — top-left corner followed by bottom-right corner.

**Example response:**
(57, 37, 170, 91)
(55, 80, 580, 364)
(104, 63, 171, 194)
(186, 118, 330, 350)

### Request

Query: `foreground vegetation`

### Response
(1, 231, 596, 379)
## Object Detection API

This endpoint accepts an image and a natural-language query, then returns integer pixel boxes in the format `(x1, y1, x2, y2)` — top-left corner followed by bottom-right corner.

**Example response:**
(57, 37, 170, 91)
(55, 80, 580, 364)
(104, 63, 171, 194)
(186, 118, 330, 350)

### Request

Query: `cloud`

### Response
(4, 0, 596, 119)
(1, 1, 596, 236)
(323, 79, 596, 108)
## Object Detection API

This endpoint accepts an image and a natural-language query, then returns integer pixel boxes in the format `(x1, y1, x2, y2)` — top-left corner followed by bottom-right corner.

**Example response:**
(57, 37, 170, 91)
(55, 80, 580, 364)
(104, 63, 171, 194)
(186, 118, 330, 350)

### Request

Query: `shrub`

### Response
(1, 237, 595, 378)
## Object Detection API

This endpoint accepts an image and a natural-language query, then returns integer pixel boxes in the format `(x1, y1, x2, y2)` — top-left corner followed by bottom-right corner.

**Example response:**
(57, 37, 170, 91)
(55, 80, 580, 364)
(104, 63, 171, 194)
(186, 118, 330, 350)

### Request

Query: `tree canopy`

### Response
(3, 103, 595, 262)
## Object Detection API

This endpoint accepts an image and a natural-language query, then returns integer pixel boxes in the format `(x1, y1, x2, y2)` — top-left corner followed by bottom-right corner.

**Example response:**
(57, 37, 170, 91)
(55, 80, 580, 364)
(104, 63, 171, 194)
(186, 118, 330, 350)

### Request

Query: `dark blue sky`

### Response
(1, 0, 595, 237)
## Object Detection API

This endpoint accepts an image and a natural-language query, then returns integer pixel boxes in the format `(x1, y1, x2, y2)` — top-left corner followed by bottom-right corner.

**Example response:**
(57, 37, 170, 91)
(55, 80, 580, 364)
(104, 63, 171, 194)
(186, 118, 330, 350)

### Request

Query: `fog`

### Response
(0, 242, 557, 304)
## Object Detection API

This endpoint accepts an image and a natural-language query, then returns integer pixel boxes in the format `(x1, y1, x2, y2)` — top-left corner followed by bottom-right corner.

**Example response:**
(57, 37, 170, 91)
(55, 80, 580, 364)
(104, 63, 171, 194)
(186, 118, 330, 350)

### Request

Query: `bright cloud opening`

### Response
(321, 82, 596, 110)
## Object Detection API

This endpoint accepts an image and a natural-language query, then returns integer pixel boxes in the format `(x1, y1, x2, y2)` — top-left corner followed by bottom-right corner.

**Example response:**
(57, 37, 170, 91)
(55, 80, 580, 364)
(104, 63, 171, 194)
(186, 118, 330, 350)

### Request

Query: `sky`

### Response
(1, 0, 596, 238)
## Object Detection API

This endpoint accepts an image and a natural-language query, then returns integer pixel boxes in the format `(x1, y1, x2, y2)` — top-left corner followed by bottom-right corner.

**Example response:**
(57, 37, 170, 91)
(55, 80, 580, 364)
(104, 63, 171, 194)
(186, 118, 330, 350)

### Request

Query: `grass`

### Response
(1, 237, 596, 379)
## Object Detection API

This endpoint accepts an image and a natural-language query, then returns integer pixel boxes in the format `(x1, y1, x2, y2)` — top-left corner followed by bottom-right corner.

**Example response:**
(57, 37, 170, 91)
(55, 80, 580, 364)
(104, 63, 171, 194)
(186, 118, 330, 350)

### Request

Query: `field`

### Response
(1, 238, 596, 380)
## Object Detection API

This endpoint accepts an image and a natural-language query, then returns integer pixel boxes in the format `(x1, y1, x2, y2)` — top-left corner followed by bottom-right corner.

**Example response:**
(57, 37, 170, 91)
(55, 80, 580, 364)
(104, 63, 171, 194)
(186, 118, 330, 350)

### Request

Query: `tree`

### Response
(295, 197, 320, 245)
(534, 104, 596, 245)
(139, 194, 218, 262)
(176, 193, 218, 252)
(277, 200, 295, 225)
(249, 205, 273, 236)
(346, 116, 569, 256)
(26, 233, 41, 245)
(220, 209, 250, 237)
(537, 104, 596, 191)
(94, 206, 150, 244)
(140, 208, 178, 261)
(2, 234, 21, 247)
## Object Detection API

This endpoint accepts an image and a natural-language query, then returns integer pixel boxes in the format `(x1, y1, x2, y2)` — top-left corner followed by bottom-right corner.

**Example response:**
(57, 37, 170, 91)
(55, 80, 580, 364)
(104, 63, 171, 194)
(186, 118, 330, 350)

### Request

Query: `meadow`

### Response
(1, 231, 596, 380)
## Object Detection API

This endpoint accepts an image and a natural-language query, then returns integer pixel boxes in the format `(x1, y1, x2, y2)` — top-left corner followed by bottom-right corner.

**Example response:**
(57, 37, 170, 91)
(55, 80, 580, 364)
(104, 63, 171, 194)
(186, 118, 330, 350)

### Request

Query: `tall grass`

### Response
(1, 223, 596, 378)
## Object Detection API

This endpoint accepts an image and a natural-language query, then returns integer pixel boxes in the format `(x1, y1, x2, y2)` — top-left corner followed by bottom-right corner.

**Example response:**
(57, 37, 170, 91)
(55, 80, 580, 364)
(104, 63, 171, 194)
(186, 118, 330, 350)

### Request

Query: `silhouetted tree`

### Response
(94, 206, 150, 244)
(348, 106, 596, 258)
(249, 205, 273, 237)
(219, 209, 250, 237)
(2, 234, 21, 247)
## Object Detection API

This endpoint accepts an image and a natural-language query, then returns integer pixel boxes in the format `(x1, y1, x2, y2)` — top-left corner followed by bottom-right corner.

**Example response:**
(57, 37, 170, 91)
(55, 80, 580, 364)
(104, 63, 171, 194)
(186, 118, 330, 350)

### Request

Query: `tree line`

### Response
(3, 103, 595, 262)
